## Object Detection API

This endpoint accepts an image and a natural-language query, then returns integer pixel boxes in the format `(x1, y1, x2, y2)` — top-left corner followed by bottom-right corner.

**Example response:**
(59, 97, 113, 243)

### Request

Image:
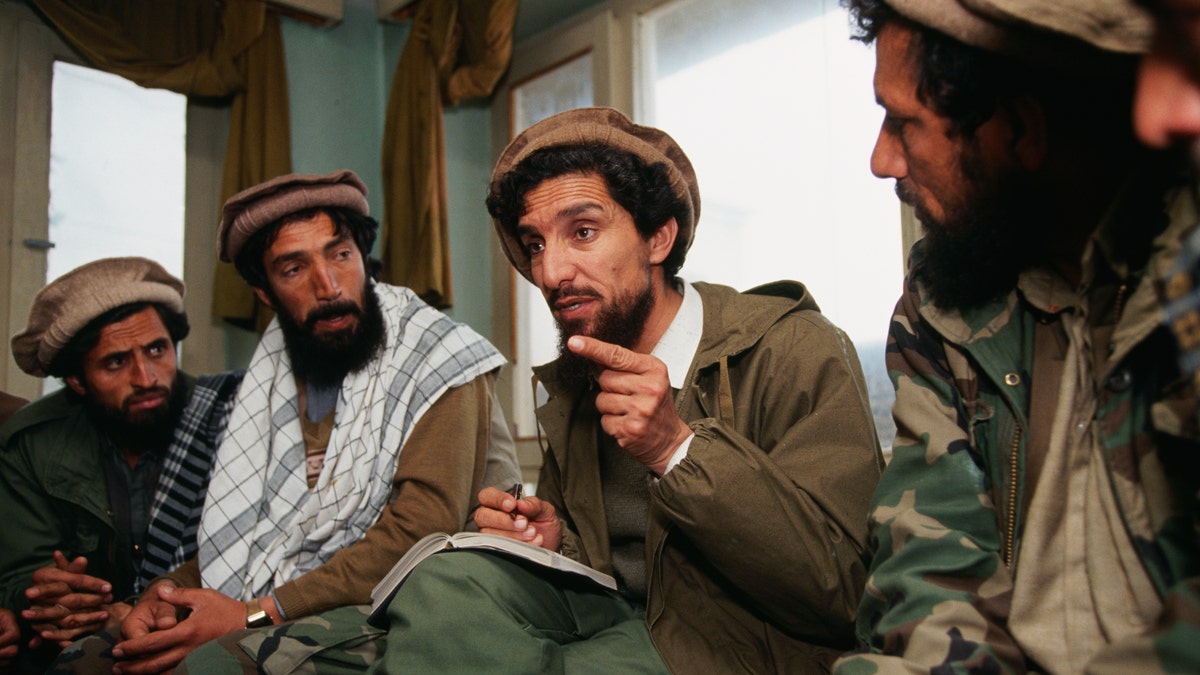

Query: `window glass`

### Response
(46, 61, 186, 392)
(639, 0, 899, 448)
(49, 61, 185, 283)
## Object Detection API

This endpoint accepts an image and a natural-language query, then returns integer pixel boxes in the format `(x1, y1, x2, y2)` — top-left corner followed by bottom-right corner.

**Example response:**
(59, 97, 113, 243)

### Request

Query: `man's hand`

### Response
(22, 551, 115, 647)
(0, 608, 19, 669)
(568, 335, 692, 475)
(112, 584, 244, 675)
(474, 486, 562, 551)
(120, 581, 183, 644)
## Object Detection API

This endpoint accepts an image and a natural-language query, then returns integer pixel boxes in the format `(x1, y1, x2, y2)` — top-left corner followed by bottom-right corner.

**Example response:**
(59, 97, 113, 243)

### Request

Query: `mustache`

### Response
(547, 286, 602, 306)
(304, 300, 363, 330)
(122, 386, 171, 410)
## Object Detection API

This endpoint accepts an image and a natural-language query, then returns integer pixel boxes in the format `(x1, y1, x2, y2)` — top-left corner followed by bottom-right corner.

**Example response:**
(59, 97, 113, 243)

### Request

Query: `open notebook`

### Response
(369, 531, 617, 623)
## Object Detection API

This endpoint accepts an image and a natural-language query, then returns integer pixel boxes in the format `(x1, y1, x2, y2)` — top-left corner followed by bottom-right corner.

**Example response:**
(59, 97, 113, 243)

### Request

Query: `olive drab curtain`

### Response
(381, 0, 517, 309)
(211, 10, 292, 332)
(31, 0, 292, 332)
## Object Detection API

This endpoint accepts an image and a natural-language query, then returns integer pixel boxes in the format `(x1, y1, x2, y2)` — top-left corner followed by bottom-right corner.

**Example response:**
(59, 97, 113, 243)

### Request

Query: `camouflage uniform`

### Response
(1163, 195, 1200, 415)
(837, 166, 1200, 674)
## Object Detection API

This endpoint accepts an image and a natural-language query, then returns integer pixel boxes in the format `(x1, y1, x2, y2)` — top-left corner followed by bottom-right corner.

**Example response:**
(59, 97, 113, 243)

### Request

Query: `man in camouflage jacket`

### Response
(837, 0, 1200, 673)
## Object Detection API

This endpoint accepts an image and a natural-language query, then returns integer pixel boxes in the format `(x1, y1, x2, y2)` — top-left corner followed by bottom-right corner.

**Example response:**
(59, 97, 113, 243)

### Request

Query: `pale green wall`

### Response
(223, 0, 497, 368)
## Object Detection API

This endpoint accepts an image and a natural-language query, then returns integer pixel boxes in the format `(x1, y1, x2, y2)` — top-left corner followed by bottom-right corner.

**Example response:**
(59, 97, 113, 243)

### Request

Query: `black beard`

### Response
(274, 283, 387, 388)
(904, 162, 1049, 313)
(85, 371, 188, 453)
(554, 282, 655, 390)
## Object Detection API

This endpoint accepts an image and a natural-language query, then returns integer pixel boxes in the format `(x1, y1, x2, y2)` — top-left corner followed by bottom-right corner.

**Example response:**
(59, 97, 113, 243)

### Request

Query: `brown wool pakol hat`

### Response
(217, 169, 369, 263)
(884, 0, 1152, 64)
(11, 257, 185, 377)
(490, 107, 701, 283)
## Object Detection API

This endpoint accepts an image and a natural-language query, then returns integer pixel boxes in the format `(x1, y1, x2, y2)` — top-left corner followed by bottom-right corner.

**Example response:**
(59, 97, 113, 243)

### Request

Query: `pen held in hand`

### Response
(505, 482, 523, 520)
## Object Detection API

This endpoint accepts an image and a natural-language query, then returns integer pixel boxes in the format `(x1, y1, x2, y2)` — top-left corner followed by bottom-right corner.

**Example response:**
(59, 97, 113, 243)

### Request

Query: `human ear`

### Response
(254, 287, 275, 309)
(1007, 95, 1047, 171)
(649, 218, 678, 266)
(65, 376, 86, 396)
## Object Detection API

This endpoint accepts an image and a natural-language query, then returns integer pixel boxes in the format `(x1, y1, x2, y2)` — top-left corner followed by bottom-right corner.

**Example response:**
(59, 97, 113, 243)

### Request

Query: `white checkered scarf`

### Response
(196, 283, 505, 600)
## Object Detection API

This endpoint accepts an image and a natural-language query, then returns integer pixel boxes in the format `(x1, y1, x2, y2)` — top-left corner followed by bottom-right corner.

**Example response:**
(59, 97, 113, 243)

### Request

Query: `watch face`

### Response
(246, 609, 273, 629)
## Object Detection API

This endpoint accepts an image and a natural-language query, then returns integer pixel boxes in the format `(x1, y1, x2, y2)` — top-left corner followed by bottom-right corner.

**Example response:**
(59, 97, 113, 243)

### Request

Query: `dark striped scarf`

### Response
(136, 370, 243, 590)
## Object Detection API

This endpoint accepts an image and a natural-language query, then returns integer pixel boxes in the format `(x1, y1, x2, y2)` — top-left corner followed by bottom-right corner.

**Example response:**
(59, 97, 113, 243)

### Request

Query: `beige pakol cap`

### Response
(490, 107, 701, 283)
(217, 169, 369, 263)
(884, 0, 1152, 61)
(11, 257, 185, 377)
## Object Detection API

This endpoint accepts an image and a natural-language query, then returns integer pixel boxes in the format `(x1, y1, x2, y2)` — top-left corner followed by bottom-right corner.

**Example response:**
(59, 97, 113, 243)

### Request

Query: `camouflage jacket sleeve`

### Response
(836, 283, 1026, 674)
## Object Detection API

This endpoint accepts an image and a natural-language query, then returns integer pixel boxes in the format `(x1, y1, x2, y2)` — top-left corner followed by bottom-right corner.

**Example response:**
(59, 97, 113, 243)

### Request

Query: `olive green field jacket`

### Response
(534, 281, 884, 674)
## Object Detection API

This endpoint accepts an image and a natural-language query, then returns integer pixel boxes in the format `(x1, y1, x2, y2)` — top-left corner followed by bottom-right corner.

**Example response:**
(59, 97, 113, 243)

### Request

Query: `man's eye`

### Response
(524, 241, 544, 255)
(103, 357, 124, 370)
(282, 265, 300, 277)
(334, 248, 354, 261)
(576, 227, 595, 241)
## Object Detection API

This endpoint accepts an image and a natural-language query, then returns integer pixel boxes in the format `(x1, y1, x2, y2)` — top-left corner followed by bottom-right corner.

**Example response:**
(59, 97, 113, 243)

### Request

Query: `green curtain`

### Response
(381, 0, 518, 309)
(31, 0, 292, 331)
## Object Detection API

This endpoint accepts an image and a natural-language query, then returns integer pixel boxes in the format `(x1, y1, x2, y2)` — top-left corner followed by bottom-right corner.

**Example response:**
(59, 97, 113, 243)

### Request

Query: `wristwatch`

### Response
(245, 598, 273, 629)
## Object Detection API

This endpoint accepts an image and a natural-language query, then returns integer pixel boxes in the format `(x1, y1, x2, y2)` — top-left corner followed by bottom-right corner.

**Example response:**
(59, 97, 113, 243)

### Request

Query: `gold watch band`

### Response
(245, 598, 273, 629)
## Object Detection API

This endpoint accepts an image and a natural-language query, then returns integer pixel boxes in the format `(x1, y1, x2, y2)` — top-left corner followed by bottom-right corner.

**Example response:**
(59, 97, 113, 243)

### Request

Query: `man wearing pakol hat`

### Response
(0, 257, 242, 672)
(836, 0, 1200, 672)
(358, 107, 884, 673)
(87, 170, 519, 674)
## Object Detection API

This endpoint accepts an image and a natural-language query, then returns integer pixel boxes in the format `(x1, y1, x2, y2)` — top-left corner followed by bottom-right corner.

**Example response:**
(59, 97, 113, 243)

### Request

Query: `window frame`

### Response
(0, 4, 227, 397)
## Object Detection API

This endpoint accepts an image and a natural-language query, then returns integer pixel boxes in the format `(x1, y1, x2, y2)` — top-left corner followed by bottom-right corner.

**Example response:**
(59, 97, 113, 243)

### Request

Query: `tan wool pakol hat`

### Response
(490, 107, 701, 283)
(217, 169, 369, 264)
(884, 0, 1153, 64)
(11, 257, 185, 377)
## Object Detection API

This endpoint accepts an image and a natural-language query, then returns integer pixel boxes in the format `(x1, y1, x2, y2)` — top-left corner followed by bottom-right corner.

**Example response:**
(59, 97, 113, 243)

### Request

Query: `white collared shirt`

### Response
(651, 280, 703, 475)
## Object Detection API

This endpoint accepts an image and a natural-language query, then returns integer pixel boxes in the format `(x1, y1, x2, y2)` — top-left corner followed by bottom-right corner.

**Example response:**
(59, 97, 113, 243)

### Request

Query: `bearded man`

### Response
(835, 0, 1200, 672)
(50, 171, 519, 674)
(360, 107, 884, 674)
(0, 257, 242, 672)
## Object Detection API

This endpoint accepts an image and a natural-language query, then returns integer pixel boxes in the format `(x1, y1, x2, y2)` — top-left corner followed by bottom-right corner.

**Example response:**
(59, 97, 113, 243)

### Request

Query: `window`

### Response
(637, 0, 899, 447)
(1, 3, 226, 398)
(49, 62, 186, 283)
(500, 0, 901, 451)
(35, 62, 188, 394)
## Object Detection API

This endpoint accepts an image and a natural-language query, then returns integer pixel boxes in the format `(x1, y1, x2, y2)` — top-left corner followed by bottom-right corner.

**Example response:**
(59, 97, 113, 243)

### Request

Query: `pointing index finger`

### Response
(566, 336, 649, 373)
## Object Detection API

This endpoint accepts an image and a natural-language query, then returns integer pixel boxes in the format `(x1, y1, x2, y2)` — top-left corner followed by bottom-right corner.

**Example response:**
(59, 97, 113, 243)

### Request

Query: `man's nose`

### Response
(538, 242, 576, 289)
(312, 261, 341, 300)
(870, 125, 906, 180)
(130, 355, 156, 389)
(1134, 46, 1200, 149)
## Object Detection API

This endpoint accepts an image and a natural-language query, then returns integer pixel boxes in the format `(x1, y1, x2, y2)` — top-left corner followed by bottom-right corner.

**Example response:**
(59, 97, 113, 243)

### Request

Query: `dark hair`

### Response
(47, 302, 189, 380)
(234, 206, 380, 290)
(843, 0, 1138, 139)
(487, 143, 690, 280)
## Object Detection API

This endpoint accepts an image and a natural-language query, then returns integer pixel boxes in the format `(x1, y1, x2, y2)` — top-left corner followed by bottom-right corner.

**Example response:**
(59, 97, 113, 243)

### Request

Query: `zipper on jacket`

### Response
(1004, 422, 1022, 569)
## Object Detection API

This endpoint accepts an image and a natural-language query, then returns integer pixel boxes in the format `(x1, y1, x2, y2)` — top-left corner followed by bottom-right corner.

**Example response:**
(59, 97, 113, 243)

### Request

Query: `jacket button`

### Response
(1004, 373, 1021, 386)
(1107, 368, 1133, 392)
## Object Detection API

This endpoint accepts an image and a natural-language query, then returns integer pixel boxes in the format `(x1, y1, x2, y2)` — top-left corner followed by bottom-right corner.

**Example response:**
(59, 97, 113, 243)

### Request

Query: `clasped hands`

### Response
(475, 335, 691, 550)
(107, 582, 249, 674)
(23, 551, 127, 649)
(22, 553, 254, 673)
